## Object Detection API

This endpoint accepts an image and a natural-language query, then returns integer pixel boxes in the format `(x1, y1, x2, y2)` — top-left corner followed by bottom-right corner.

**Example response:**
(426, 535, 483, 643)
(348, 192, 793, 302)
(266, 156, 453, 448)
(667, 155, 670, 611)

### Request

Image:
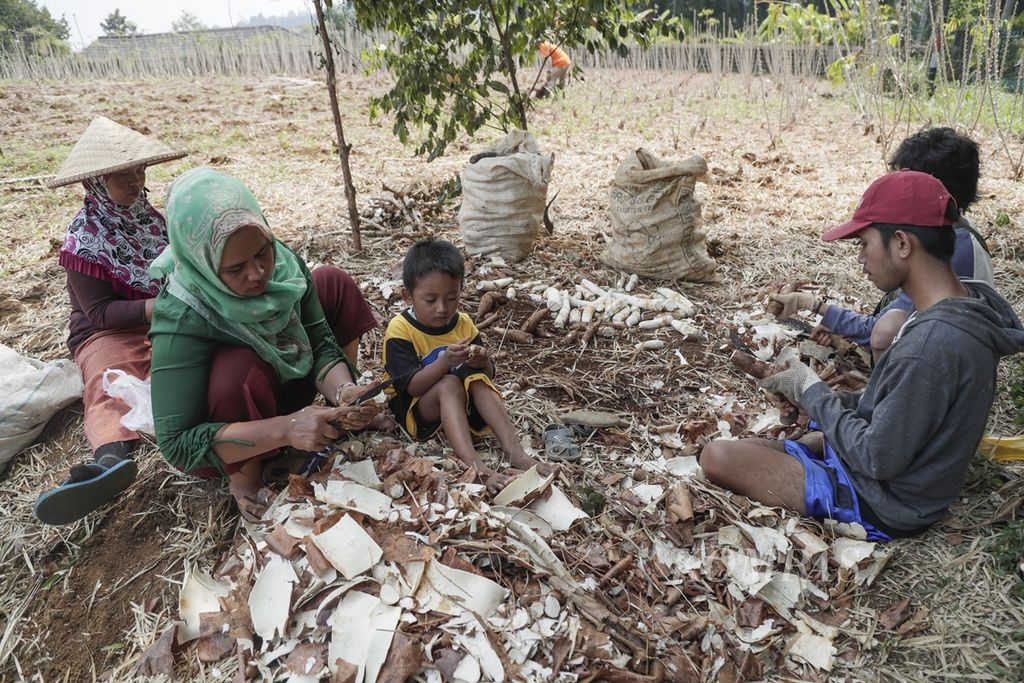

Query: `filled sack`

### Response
(604, 148, 718, 281)
(0, 343, 83, 474)
(459, 130, 554, 262)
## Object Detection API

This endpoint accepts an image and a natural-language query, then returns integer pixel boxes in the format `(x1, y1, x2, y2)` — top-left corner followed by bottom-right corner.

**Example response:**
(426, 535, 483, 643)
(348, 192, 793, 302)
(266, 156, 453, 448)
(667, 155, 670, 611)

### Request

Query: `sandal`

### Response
(34, 459, 139, 526)
(543, 424, 582, 462)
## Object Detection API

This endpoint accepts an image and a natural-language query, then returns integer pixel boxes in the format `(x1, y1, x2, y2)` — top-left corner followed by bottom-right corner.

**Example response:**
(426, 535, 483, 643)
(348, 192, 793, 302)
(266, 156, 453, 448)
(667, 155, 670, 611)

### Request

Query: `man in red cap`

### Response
(700, 170, 1024, 541)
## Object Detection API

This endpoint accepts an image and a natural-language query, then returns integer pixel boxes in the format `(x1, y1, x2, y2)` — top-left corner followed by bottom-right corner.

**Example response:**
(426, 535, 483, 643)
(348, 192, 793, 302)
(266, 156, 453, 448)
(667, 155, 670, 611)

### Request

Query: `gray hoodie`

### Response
(801, 281, 1024, 533)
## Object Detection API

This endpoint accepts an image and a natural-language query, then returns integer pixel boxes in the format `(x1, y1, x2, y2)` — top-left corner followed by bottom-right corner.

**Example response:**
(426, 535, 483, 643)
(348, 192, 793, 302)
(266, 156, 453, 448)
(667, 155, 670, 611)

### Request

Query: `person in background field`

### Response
(535, 41, 571, 98)
(701, 170, 1023, 541)
(148, 168, 382, 521)
(34, 117, 186, 526)
(770, 127, 994, 363)
(382, 238, 556, 492)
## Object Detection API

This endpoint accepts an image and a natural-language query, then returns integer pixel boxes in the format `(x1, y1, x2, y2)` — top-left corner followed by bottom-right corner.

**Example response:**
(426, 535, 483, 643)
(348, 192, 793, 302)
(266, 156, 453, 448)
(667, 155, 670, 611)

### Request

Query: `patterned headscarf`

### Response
(150, 168, 312, 381)
(59, 176, 168, 299)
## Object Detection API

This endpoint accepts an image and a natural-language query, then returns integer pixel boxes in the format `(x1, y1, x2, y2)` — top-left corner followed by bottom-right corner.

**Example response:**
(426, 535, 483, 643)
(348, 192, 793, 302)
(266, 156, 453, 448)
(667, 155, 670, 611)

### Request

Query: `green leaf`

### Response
(350, 0, 672, 160)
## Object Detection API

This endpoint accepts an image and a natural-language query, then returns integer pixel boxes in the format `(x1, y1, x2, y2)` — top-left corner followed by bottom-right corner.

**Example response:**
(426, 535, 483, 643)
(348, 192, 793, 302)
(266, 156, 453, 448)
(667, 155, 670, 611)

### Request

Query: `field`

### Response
(1, 70, 1023, 681)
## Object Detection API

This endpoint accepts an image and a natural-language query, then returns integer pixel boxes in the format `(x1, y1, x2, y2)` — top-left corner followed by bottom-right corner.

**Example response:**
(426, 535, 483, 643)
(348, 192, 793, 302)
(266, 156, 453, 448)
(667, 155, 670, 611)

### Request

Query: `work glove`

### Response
(769, 292, 817, 319)
(757, 358, 823, 406)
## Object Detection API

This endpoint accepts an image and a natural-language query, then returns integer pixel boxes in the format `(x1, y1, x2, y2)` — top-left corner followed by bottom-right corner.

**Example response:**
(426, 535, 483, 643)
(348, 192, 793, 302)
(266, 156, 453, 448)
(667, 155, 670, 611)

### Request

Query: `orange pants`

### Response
(74, 326, 151, 450)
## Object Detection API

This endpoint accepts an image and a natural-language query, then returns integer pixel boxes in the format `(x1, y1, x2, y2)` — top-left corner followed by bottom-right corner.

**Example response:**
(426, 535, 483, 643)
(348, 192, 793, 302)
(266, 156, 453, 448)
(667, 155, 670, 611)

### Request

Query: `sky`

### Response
(39, 0, 311, 50)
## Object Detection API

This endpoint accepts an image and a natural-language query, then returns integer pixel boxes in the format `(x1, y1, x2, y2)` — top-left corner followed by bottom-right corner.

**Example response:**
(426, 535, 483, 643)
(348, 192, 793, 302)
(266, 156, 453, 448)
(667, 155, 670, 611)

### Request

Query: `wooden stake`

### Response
(313, 0, 362, 252)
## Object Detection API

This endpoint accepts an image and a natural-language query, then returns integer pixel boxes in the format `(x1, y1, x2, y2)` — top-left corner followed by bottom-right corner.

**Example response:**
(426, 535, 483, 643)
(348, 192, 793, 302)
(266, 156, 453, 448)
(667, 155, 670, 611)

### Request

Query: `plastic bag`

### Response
(0, 343, 83, 474)
(102, 369, 155, 435)
(979, 435, 1024, 462)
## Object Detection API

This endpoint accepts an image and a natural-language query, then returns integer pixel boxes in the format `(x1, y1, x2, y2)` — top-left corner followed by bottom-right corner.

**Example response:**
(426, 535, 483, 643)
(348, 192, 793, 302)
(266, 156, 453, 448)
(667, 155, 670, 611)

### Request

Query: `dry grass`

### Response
(0, 70, 1022, 681)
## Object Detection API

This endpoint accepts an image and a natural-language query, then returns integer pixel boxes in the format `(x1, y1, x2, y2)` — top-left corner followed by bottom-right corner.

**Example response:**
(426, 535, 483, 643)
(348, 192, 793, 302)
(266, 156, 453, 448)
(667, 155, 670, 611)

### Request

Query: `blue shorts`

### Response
(784, 437, 892, 542)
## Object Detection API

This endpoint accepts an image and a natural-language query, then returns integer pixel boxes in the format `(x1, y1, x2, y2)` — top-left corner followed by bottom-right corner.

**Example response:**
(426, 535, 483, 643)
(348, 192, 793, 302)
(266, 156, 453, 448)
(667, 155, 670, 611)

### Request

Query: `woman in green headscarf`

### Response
(149, 168, 382, 517)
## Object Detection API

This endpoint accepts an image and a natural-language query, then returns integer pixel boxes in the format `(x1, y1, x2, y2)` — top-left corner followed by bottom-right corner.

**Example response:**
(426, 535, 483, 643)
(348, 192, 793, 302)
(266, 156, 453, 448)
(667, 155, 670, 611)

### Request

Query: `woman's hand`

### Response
(284, 405, 348, 451)
(332, 402, 383, 431)
(443, 336, 473, 368)
(334, 382, 366, 406)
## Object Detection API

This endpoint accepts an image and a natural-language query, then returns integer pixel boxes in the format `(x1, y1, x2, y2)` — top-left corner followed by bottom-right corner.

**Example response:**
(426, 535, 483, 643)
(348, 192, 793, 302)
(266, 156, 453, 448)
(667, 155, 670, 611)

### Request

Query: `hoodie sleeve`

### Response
(800, 356, 951, 481)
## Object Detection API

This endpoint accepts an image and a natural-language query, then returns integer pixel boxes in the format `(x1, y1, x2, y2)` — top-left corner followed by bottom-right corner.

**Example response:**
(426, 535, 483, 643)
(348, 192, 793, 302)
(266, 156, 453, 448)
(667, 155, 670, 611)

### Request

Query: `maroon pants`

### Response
(198, 266, 377, 476)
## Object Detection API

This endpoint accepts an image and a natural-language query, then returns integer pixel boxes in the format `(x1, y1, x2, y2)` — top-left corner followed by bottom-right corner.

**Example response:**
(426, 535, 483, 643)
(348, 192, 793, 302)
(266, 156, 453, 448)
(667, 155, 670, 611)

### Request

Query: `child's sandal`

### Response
(543, 424, 582, 462)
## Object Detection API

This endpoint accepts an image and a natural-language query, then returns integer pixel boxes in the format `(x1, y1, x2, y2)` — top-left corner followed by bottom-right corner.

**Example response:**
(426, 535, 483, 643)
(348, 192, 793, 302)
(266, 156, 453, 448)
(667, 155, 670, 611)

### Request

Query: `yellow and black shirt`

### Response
(382, 309, 497, 438)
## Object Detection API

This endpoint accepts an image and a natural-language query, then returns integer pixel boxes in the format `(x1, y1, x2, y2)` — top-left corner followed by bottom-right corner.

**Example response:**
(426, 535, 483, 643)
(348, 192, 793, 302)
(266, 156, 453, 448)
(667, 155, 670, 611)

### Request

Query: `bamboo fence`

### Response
(1, 28, 843, 82)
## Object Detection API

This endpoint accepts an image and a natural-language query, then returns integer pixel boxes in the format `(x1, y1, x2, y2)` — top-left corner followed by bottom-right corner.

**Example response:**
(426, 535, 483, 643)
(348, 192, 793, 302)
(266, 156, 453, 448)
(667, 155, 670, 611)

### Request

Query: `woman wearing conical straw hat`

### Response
(33, 117, 187, 525)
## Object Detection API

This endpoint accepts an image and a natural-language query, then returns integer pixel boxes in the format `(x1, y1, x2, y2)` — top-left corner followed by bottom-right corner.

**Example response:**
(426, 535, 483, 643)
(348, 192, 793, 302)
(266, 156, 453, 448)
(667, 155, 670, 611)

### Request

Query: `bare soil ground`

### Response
(1, 71, 1022, 681)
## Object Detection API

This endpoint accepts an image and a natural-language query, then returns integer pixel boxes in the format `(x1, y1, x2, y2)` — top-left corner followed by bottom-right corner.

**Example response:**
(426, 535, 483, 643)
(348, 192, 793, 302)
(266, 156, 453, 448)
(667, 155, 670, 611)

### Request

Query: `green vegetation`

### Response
(100, 9, 138, 38)
(989, 519, 1024, 600)
(171, 11, 206, 34)
(0, 0, 69, 56)
(1008, 357, 1024, 431)
(352, 0, 680, 159)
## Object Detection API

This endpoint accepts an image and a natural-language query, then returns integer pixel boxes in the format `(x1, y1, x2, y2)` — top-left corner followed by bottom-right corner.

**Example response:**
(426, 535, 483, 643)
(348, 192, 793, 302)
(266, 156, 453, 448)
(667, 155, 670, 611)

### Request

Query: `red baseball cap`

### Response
(822, 169, 956, 242)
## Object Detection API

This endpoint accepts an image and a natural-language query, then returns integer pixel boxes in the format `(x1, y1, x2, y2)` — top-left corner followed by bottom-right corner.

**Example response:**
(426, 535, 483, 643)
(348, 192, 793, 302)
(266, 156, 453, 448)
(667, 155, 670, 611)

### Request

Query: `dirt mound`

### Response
(22, 453, 228, 679)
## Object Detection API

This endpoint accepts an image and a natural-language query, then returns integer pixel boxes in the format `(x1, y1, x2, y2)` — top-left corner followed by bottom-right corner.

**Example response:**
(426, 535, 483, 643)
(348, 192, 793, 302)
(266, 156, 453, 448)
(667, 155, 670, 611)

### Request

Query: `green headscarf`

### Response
(150, 167, 313, 381)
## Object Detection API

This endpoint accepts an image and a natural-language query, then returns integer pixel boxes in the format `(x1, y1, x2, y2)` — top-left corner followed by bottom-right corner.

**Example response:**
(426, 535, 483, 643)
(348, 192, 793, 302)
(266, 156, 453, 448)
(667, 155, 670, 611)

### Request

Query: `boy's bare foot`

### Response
(508, 451, 558, 478)
(476, 467, 514, 494)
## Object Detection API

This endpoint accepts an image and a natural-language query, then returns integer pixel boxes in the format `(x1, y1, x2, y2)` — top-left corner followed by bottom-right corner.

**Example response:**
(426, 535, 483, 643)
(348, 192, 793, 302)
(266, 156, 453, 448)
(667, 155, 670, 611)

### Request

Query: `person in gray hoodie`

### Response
(701, 170, 1024, 541)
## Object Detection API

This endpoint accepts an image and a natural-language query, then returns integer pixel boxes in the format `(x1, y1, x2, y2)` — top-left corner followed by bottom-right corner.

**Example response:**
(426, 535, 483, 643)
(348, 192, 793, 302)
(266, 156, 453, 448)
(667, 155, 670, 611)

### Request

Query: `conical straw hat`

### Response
(48, 116, 186, 188)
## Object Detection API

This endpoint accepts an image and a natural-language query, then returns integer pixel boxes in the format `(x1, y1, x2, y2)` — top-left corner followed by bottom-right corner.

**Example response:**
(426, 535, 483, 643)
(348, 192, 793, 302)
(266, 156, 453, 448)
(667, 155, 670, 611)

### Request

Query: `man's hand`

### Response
(757, 358, 823, 406)
(769, 292, 817, 320)
(809, 324, 834, 346)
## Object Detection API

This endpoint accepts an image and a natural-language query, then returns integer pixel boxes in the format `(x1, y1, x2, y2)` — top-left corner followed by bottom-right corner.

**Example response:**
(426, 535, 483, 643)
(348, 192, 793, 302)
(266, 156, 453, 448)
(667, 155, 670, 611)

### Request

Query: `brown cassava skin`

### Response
(729, 350, 798, 425)
(520, 306, 550, 334)
(476, 290, 501, 318)
(765, 281, 797, 317)
(490, 327, 533, 345)
(729, 350, 784, 379)
(476, 311, 502, 330)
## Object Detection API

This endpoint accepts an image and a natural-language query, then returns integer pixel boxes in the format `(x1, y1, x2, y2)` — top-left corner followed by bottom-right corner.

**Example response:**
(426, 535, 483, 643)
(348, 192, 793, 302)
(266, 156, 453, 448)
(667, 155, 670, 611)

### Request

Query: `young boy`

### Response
(702, 171, 1023, 541)
(770, 127, 993, 362)
(382, 239, 555, 491)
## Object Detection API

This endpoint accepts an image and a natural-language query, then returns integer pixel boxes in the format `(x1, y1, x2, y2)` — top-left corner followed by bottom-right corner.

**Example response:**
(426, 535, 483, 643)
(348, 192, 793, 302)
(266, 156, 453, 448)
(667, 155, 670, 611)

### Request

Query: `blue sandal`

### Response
(33, 458, 138, 526)
(543, 424, 582, 462)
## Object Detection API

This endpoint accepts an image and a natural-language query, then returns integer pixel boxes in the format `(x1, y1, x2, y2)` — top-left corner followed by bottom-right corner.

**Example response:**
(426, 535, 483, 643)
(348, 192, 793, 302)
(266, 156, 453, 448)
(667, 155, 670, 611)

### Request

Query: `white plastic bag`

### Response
(0, 343, 83, 474)
(102, 369, 155, 435)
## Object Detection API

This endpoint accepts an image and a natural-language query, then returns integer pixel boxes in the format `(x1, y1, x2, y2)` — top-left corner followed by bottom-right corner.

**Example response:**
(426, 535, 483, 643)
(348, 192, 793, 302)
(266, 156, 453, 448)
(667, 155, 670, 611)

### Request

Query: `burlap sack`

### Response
(603, 149, 717, 281)
(458, 130, 553, 262)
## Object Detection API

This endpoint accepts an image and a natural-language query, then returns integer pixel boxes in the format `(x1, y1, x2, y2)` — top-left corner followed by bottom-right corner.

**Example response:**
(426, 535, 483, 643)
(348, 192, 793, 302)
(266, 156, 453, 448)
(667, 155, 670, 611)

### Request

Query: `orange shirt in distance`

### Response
(538, 41, 571, 69)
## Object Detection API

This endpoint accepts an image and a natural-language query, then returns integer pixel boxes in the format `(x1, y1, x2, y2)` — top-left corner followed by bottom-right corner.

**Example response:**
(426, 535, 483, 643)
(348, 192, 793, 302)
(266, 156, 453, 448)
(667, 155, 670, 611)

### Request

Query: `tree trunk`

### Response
(313, 0, 362, 252)
(487, 0, 528, 131)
